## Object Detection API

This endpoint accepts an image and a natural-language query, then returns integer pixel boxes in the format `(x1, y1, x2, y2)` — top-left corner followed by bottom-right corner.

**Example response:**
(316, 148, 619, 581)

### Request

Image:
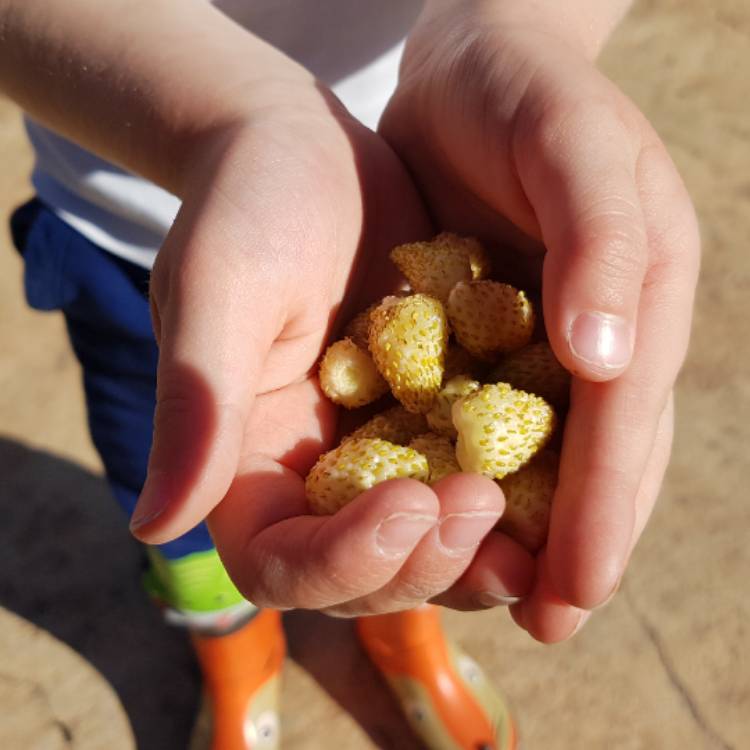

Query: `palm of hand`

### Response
(143, 104, 521, 616)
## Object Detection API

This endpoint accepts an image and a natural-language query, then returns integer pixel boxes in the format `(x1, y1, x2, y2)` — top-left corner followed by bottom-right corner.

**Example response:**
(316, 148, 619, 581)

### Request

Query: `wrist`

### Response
(419, 0, 632, 60)
(172, 72, 331, 199)
(0, 0, 319, 196)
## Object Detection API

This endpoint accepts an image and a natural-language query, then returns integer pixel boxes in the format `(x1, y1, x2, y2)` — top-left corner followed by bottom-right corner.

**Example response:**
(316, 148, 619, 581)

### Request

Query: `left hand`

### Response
(134, 84, 535, 618)
(379, 1, 700, 641)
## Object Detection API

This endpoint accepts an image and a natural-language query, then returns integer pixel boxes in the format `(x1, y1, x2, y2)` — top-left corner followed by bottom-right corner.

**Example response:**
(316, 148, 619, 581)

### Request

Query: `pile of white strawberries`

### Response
(305, 233, 571, 552)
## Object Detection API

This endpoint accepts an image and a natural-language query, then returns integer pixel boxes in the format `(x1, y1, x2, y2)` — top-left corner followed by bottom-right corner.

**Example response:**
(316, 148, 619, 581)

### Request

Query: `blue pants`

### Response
(10, 199, 249, 623)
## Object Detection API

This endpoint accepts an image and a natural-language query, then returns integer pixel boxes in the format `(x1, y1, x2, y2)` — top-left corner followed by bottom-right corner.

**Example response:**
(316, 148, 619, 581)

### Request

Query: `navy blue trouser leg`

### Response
(10, 198, 216, 561)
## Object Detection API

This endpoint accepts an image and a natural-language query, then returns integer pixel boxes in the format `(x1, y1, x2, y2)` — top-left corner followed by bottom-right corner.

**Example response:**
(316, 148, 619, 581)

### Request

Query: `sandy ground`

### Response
(1, 1, 748, 748)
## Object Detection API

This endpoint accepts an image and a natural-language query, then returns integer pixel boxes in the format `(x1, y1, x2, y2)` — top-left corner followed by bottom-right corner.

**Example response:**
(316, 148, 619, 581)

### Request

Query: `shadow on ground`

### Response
(283, 610, 422, 750)
(0, 436, 423, 750)
(0, 436, 200, 750)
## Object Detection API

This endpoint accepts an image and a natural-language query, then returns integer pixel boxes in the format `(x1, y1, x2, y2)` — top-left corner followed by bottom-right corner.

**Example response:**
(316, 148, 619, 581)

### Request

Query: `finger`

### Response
(323, 473, 504, 616)
(128, 186, 285, 543)
(510, 550, 587, 643)
(544, 139, 699, 609)
(430, 530, 535, 611)
(210, 457, 440, 610)
(629, 391, 674, 552)
(516, 98, 649, 380)
(515, 392, 674, 640)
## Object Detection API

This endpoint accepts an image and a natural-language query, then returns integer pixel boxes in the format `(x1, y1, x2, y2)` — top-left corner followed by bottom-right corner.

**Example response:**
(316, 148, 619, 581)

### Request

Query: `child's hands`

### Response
(131, 88, 536, 617)
(16, 0, 697, 628)
(378, 1, 700, 640)
(4, 0, 516, 617)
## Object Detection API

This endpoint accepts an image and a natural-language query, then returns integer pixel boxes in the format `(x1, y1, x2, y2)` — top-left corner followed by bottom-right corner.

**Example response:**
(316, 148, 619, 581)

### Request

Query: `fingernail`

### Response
(511, 601, 527, 629)
(568, 311, 632, 370)
(572, 610, 591, 636)
(476, 591, 523, 608)
(594, 577, 622, 610)
(376, 513, 436, 556)
(129, 473, 170, 533)
(439, 512, 499, 552)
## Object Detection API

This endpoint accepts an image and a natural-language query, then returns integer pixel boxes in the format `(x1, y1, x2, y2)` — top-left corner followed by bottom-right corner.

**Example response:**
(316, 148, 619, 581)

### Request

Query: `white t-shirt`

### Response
(26, 1, 423, 269)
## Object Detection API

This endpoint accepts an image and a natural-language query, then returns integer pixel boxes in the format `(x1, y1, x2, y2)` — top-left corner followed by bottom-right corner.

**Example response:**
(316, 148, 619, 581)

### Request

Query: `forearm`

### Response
(423, 0, 633, 59)
(0, 0, 313, 195)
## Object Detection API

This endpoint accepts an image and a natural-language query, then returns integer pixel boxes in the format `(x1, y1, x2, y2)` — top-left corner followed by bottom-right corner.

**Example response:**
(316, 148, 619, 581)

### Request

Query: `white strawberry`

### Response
(489, 342, 571, 409)
(305, 438, 429, 514)
(369, 294, 449, 413)
(390, 232, 491, 303)
(319, 338, 389, 408)
(497, 451, 559, 552)
(447, 281, 534, 361)
(442, 343, 485, 382)
(426, 375, 481, 439)
(344, 406, 429, 445)
(452, 383, 555, 479)
(342, 306, 375, 350)
(409, 433, 461, 485)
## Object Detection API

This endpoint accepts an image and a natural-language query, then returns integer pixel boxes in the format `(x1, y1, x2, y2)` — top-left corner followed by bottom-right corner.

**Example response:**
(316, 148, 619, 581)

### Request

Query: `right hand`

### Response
(378, 0, 700, 638)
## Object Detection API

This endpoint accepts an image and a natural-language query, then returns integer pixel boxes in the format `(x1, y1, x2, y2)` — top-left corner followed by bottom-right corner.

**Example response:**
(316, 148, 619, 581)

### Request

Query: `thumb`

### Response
(517, 102, 648, 381)
(129, 197, 280, 543)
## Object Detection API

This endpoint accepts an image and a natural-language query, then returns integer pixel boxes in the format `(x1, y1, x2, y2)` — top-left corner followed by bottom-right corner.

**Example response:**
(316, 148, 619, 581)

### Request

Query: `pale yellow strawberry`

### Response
(390, 232, 491, 303)
(426, 375, 481, 439)
(342, 306, 375, 350)
(319, 338, 389, 408)
(345, 406, 429, 445)
(490, 342, 571, 409)
(369, 294, 449, 413)
(452, 383, 555, 479)
(341, 293, 409, 349)
(497, 451, 559, 552)
(305, 438, 429, 514)
(447, 281, 534, 360)
(442, 343, 485, 382)
(409, 433, 462, 485)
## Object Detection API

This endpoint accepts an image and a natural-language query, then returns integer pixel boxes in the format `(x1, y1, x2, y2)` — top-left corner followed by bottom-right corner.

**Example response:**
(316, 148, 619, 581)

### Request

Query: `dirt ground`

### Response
(1, 1, 748, 748)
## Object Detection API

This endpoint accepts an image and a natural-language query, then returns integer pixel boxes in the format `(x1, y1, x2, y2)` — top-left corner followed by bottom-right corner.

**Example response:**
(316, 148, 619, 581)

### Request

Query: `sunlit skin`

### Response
(377, 2, 698, 638)
(0, 0, 699, 642)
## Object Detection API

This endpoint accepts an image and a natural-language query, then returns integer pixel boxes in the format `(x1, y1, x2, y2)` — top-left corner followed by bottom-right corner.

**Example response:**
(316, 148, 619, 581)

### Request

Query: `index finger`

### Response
(547, 139, 700, 608)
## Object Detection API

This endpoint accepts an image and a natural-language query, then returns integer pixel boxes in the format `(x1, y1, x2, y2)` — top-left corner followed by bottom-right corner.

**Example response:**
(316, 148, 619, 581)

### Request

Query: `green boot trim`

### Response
(143, 547, 247, 614)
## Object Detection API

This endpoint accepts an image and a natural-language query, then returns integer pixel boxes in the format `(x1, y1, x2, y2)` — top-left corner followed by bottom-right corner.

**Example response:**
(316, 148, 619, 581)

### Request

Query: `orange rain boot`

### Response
(357, 605, 517, 750)
(191, 609, 286, 750)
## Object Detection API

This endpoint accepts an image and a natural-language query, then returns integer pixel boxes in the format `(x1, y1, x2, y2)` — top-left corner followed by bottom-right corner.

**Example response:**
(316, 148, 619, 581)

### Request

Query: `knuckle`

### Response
(309, 535, 381, 603)
(393, 571, 451, 604)
(516, 96, 618, 158)
(152, 391, 204, 437)
(154, 390, 193, 416)
(636, 142, 701, 269)
(244, 552, 338, 611)
(319, 604, 359, 618)
(514, 88, 646, 187)
(394, 580, 433, 604)
(567, 229, 648, 293)
(152, 389, 215, 439)
(154, 372, 244, 436)
(239, 552, 291, 608)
